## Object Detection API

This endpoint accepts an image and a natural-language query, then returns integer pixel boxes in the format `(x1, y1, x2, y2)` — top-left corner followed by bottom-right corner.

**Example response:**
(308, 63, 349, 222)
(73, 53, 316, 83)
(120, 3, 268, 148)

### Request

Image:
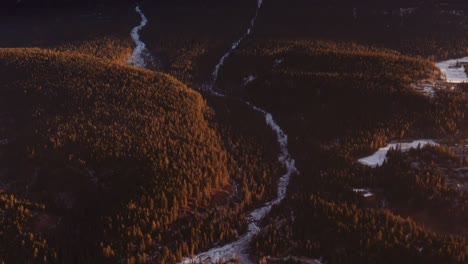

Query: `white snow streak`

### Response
(358, 140, 438, 167)
(243, 75, 257, 86)
(436, 57, 468, 83)
(352, 188, 374, 198)
(128, 6, 151, 68)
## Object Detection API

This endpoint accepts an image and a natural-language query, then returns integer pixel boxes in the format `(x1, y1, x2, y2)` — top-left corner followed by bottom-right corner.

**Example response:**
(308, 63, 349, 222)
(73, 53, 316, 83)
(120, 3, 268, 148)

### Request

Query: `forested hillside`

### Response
(0, 48, 232, 262)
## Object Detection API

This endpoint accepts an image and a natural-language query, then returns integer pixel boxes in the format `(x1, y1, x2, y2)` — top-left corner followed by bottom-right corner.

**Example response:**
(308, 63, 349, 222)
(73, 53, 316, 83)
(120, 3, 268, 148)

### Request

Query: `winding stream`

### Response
(180, 103, 298, 264)
(211, 0, 263, 85)
(128, 6, 150, 68)
(182, 0, 300, 262)
(128, 2, 307, 263)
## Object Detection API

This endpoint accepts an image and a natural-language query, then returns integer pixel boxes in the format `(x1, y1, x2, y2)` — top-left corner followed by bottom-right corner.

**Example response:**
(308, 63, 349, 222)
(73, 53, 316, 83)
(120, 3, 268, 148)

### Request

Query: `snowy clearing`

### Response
(436, 57, 468, 83)
(358, 140, 438, 167)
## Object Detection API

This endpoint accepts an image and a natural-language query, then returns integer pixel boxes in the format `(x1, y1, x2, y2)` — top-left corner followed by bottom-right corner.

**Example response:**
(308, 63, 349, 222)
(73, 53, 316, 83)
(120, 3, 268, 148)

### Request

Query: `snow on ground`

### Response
(243, 75, 257, 86)
(353, 188, 374, 198)
(358, 140, 438, 167)
(274, 58, 284, 68)
(436, 57, 468, 83)
(410, 82, 437, 96)
(128, 6, 151, 68)
(422, 86, 435, 95)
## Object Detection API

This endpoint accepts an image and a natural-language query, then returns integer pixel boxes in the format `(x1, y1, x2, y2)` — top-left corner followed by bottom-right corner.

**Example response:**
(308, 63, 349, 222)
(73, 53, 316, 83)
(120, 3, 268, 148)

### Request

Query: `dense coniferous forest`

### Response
(0, 46, 287, 262)
(0, 0, 467, 263)
(214, 38, 467, 263)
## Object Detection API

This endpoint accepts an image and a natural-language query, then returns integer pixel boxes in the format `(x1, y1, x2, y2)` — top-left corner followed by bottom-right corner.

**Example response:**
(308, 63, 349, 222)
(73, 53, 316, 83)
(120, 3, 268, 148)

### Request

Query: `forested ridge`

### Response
(0, 42, 288, 262)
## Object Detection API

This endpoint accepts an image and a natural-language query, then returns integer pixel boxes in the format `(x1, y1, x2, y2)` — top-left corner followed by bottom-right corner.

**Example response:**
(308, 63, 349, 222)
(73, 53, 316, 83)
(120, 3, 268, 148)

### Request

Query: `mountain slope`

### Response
(0, 47, 230, 262)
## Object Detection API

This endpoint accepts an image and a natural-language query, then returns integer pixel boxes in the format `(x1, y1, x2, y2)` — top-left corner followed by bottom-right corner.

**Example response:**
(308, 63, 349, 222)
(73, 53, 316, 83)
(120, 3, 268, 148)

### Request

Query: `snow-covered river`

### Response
(128, 2, 315, 263)
(181, 0, 303, 262)
(128, 6, 151, 68)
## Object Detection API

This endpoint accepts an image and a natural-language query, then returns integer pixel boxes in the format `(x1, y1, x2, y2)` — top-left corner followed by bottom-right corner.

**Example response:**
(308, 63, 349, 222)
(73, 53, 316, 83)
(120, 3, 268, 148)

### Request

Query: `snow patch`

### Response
(353, 188, 374, 198)
(422, 86, 435, 95)
(128, 6, 152, 68)
(358, 140, 438, 167)
(410, 82, 437, 96)
(243, 75, 257, 86)
(273, 58, 284, 68)
(436, 57, 468, 83)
